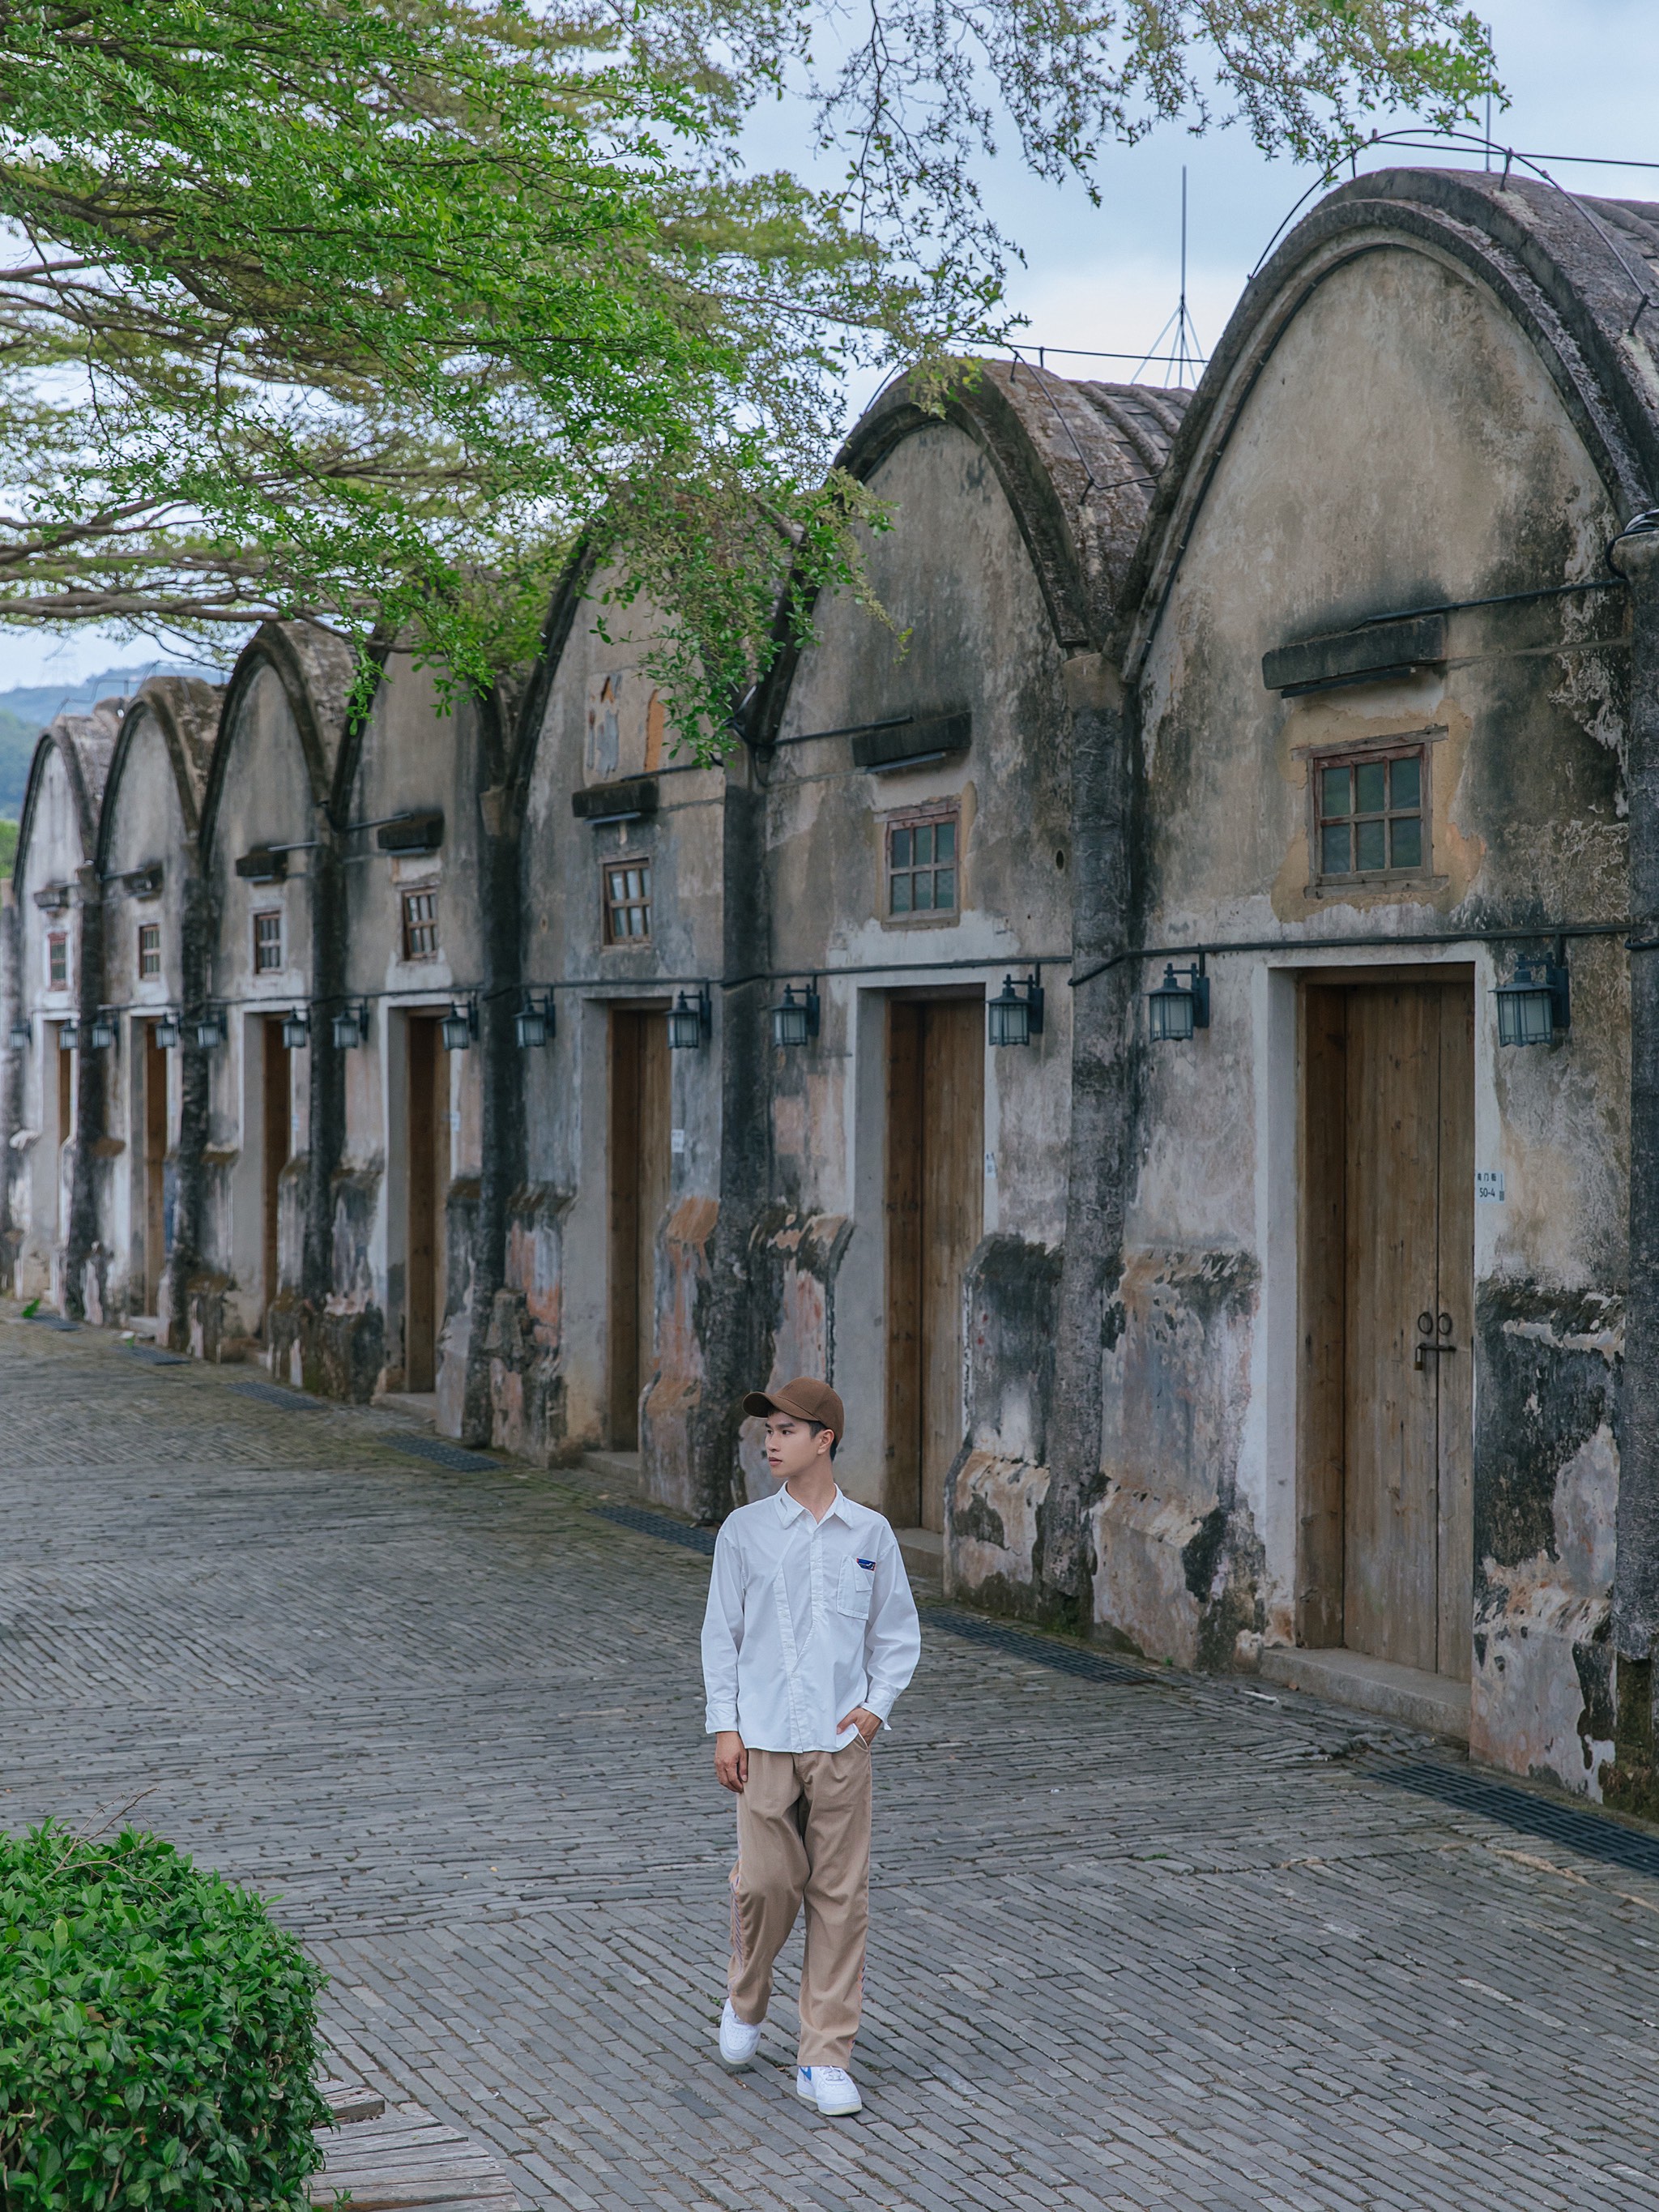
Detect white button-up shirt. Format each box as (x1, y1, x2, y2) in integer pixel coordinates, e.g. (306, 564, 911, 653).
(702, 1486, 922, 1753)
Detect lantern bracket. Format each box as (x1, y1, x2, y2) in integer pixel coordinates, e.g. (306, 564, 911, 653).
(771, 980, 821, 1048)
(515, 992, 555, 1049)
(1495, 942, 1570, 1046)
(987, 969, 1045, 1047)
(667, 985, 711, 1049)
(1148, 954, 1209, 1043)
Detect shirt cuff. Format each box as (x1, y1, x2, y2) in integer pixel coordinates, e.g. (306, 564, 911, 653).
(706, 1708, 739, 1735)
(863, 1691, 895, 1726)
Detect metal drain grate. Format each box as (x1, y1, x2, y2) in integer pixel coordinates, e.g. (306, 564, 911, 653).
(232, 1380, 324, 1410)
(927, 1606, 1169, 1687)
(592, 1502, 718, 1556)
(1375, 1757, 1659, 1880)
(122, 1344, 186, 1367)
(390, 1433, 501, 1473)
(23, 1313, 78, 1332)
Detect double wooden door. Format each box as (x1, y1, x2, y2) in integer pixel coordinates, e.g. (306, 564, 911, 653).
(1303, 978, 1473, 1679)
(608, 1006, 672, 1448)
(405, 1014, 446, 1392)
(885, 997, 984, 1533)
(261, 1017, 292, 1335)
(141, 1023, 168, 1315)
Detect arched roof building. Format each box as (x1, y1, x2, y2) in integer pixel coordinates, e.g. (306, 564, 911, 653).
(84, 677, 223, 1329)
(1067, 169, 1659, 1796)
(2, 705, 121, 1305)
(743, 361, 1185, 1552)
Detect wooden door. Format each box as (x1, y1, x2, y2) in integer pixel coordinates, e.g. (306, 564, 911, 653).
(885, 998, 984, 1531)
(1433, 988, 1475, 1673)
(608, 1007, 671, 1447)
(143, 1024, 168, 1313)
(54, 1030, 73, 1236)
(1300, 978, 1473, 1678)
(261, 1018, 291, 1331)
(406, 1014, 439, 1391)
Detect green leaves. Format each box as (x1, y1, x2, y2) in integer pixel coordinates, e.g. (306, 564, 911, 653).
(0, 1822, 329, 2212)
(0, 0, 1499, 751)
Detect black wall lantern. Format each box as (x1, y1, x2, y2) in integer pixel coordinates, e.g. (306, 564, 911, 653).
(987, 970, 1045, 1048)
(192, 1008, 225, 1051)
(515, 992, 555, 1049)
(331, 1001, 369, 1050)
(441, 998, 478, 1052)
(58, 1019, 80, 1052)
(667, 986, 710, 1050)
(153, 1010, 181, 1049)
(1148, 956, 1210, 1044)
(280, 1007, 311, 1050)
(771, 981, 821, 1048)
(1495, 952, 1570, 1047)
(8, 1015, 29, 1051)
(88, 1010, 117, 1053)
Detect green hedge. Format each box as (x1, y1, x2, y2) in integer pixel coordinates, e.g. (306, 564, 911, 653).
(0, 1825, 330, 2212)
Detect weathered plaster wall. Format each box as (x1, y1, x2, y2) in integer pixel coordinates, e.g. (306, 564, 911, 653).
(512, 572, 736, 1496)
(96, 681, 217, 1318)
(6, 718, 116, 1308)
(197, 656, 328, 1352)
(761, 416, 1076, 1534)
(1120, 236, 1630, 1787)
(331, 659, 487, 1412)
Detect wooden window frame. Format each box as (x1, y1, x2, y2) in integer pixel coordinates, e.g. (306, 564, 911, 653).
(602, 855, 653, 946)
(138, 921, 162, 980)
(46, 931, 67, 989)
(252, 907, 284, 974)
(1307, 737, 1431, 891)
(883, 799, 961, 927)
(401, 887, 440, 961)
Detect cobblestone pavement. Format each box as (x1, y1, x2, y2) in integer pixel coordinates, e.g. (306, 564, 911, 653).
(6, 1314, 1659, 2212)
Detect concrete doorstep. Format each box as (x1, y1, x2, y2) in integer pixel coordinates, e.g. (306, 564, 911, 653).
(1257, 1645, 1470, 1740)
(580, 1447, 645, 1495)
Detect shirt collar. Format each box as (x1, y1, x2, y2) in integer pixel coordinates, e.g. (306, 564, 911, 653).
(775, 1483, 848, 1527)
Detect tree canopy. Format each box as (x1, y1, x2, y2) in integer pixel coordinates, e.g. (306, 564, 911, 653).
(0, 0, 1498, 742)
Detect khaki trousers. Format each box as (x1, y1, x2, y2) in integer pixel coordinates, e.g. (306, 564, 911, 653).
(727, 1742, 872, 2069)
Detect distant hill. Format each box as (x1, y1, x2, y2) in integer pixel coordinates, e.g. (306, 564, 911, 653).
(0, 661, 223, 819)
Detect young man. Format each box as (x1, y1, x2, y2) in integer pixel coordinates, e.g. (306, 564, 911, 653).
(701, 1377, 921, 2117)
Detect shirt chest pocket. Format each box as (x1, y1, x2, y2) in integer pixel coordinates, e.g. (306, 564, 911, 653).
(835, 1556, 875, 1621)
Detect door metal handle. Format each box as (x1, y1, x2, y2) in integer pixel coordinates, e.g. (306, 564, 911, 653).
(1414, 1341, 1457, 1369)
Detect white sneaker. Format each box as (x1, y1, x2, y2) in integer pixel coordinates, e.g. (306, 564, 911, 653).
(719, 2000, 762, 2069)
(795, 2065, 862, 2116)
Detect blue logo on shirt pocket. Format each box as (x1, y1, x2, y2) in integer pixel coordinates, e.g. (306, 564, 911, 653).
(857, 1557, 876, 1570)
(837, 1557, 875, 1619)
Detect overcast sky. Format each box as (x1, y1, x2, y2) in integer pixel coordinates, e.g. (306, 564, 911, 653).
(1, 0, 1647, 695)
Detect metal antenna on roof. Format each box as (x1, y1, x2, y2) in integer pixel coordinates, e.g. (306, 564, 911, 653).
(1162, 169, 1204, 391)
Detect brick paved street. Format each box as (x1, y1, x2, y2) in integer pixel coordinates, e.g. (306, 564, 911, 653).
(5, 1313, 1659, 2212)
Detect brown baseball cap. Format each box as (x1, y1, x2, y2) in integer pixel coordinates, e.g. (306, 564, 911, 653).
(742, 1376, 845, 1441)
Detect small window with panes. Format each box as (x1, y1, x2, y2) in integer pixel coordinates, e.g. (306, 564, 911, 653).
(603, 857, 652, 944)
(885, 805, 959, 922)
(47, 932, 67, 989)
(401, 889, 439, 960)
(138, 922, 162, 980)
(1312, 744, 1427, 886)
(252, 908, 284, 973)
